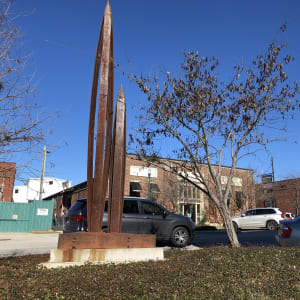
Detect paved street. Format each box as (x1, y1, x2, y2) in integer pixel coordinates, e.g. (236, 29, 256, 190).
(0, 230, 279, 258)
(192, 229, 278, 247)
(0, 232, 60, 258)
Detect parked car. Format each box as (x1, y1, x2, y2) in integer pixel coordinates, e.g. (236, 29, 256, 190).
(232, 208, 284, 231)
(63, 197, 195, 247)
(284, 212, 295, 220)
(276, 216, 300, 246)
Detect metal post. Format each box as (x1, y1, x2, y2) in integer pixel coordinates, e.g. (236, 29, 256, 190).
(271, 156, 275, 182)
(39, 146, 49, 200)
(148, 168, 151, 200)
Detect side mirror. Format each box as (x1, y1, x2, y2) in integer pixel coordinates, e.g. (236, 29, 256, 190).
(163, 210, 168, 218)
(241, 213, 245, 217)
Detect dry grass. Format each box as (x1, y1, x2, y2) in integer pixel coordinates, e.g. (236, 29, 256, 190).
(0, 246, 300, 299)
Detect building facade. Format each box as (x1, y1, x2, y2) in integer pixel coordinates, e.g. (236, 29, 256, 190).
(0, 162, 16, 202)
(126, 155, 255, 224)
(13, 177, 72, 203)
(256, 178, 300, 217)
(46, 155, 255, 225)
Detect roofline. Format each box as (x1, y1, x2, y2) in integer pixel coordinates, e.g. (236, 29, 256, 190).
(43, 181, 87, 200)
(27, 177, 71, 181)
(126, 153, 254, 172)
(255, 177, 300, 185)
(44, 153, 253, 200)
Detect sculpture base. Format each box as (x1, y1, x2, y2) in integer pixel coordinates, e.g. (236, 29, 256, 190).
(40, 247, 164, 268)
(40, 232, 163, 268)
(57, 232, 156, 249)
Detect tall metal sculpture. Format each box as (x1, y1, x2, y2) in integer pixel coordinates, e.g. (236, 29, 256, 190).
(87, 0, 126, 233)
(87, 0, 114, 233)
(56, 1, 155, 251)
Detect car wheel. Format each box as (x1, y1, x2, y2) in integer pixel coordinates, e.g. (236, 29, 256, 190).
(266, 220, 278, 231)
(233, 222, 238, 232)
(170, 226, 190, 247)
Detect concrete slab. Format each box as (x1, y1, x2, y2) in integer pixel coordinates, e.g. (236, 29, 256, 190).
(0, 232, 60, 258)
(41, 247, 164, 268)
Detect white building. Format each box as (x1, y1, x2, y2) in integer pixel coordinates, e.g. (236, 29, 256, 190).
(13, 177, 72, 203)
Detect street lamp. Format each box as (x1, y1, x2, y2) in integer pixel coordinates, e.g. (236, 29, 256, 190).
(39, 146, 50, 200)
(148, 168, 151, 200)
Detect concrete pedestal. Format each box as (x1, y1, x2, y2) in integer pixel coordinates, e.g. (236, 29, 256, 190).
(41, 247, 164, 268)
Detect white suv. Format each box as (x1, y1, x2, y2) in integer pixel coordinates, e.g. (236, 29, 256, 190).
(232, 208, 284, 231)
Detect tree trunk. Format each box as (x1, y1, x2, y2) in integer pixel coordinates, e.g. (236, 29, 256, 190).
(219, 203, 240, 247)
(296, 187, 299, 217)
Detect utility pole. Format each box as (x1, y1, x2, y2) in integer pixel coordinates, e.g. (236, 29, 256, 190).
(39, 146, 50, 200)
(271, 156, 277, 207)
(148, 168, 151, 200)
(271, 156, 275, 182)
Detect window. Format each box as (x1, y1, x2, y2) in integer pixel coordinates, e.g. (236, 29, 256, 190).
(264, 200, 273, 207)
(245, 210, 254, 216)
(182, 184, 201, 200)
(141, 201, 164, 215)
(184, 186, 187, 197)
(179, 185, 184, 198)
(187, 186, 192, 198)
(123, 200, 139, 214)
(265, 209, 275, 214)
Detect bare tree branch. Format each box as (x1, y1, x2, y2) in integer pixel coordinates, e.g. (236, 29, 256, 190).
(0, 0, 54, 181)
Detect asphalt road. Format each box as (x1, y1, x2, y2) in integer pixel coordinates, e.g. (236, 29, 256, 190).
(192, 229, 278, 247)
(0, 230, 278, 258)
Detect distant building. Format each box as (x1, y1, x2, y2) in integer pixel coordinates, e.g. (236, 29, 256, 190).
(0, 162, 16, 202)
(256, 178, 300, 216)
(45, 155, 255, 225)
(13, 177, 72, 203)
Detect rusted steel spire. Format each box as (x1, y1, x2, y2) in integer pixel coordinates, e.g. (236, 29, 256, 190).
(87, 1, 114, 232)
(57, 1, 156, 253)
(108, 86, 126, 232)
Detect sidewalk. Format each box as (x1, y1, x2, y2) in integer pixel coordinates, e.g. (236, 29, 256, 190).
(0, 232, 60, 258)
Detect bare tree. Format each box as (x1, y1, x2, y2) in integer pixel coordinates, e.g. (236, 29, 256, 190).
(161, 176, 181, 214)
(130, 27, 300, 247)
(0, 0, 52, 180)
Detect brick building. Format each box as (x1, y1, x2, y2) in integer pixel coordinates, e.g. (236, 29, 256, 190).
(0, 162, 16, 202)
(46, 155, 255, 225)
(125, 155, 255, 224)
(256, 178, 300, 217)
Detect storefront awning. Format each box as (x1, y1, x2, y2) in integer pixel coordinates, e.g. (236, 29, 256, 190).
(130, 182, 142, 192)
(150, 183, 160, 194)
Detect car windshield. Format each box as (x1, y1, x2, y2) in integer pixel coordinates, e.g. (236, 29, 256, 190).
(244, 210, 253, 216)
(69, 199, 86, 213)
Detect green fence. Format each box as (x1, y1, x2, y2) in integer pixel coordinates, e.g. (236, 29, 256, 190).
(0, 200, 54, 232)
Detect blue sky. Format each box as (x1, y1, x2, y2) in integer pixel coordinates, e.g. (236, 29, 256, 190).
(12, 0, 300, 185)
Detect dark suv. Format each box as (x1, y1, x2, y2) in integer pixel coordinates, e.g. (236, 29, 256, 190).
(63, 197, 195, 247)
